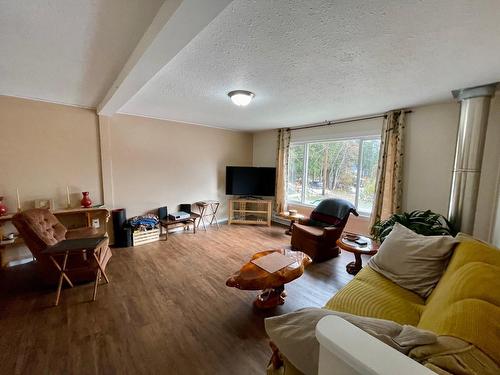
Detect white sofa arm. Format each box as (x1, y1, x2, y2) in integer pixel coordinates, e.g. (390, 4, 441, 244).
(315, 316, 434, 375)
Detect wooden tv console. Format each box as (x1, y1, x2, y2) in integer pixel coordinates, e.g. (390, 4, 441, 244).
(228, 199, 272, 226)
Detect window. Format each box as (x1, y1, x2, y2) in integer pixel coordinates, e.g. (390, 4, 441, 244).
(287, 137, 381, 215)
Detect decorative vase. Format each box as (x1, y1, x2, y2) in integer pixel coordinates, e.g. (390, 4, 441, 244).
(0, 196, 7, 216)
(80, 192, 92, 208)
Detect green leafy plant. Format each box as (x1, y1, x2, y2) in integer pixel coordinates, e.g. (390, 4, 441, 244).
(371, 210, 457, 243)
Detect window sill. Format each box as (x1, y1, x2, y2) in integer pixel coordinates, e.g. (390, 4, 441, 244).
(287, 201, 316, 208)
(354, 214, 371, 219)
(287, 201, 372, 219)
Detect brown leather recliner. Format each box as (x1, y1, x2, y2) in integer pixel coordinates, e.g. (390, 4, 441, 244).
(12, 208, 112, 284)
(291, 198, 358, 262)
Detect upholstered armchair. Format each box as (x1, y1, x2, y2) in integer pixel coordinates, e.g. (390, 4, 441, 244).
(12, 208, 112, 284)
(291, 198, 358, 262)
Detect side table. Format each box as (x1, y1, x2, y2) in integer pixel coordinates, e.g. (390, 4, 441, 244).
(337, 233, 379, 275)
(159, 212, 200, 239)
(196, 200, 220, 230)
(278, 212, 305, 235)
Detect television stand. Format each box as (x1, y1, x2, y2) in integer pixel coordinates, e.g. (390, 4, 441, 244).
(237, 195, 263, 200)
(228, 199, 272, 226)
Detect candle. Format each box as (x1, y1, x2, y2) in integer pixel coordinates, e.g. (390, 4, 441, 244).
(16, 188, 21, 212)
(66, 186, 71, 208)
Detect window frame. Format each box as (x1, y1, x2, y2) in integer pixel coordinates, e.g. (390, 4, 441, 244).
(287, 135, 380, 217)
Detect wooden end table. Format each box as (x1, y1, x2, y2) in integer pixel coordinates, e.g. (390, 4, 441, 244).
(278, 212, 305, 235)
(337, 233, 379, 275)
(226, 249, 311, 309)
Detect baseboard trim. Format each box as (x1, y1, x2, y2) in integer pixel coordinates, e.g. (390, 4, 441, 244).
(165, 217, 289, 233)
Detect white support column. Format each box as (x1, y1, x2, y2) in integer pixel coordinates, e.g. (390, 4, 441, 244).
(448, 83, 497, 233)
(98, 115, 114, 208)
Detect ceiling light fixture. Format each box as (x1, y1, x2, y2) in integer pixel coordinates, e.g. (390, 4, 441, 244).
(228, 90, 255, 106)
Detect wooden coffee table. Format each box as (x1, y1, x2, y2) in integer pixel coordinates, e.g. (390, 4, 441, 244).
(337, 233, 379, 275)
(226, 249, 312, 309)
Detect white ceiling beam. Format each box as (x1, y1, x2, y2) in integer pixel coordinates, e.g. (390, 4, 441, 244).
(98, 0, 233, 116)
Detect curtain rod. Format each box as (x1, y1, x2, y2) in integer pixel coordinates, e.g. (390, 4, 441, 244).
(289, 110, 412, 131)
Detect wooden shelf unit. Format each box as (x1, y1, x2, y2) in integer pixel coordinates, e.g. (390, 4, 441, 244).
(228, 199, 272, 226)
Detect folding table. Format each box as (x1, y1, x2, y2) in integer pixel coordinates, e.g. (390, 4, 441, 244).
(42, 236, 109, 306)
(195, 200, 220, 230)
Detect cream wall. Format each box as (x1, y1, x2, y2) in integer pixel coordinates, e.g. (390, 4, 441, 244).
(253, 130, 277, 167)
(0, 96, 103, 211)
(252, 100, 500, 242)
(107, 114, 254, 218)
(401, 102, 459, 215)
(0, 95, 253, 220)
(0, 96, 252, 265)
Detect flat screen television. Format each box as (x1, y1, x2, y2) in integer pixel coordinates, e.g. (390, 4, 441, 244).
(226, 166, 276, 196)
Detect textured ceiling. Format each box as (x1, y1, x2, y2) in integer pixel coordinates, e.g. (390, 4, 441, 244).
(0, 0, 164, 107)
(120, 0, 500, 130)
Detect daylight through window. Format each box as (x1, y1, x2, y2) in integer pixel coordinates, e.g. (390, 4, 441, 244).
(287, 138, 381, 215)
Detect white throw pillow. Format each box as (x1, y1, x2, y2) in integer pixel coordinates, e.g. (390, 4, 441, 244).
(368, 222, 456, 298)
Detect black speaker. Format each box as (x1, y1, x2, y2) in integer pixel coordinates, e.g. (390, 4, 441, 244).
(112, 208, 128, 248)
(179, 204, 192, 213)
(158, 206, 168, 220)
(112, 208, 126, 231)
(120, 226, 132, 247)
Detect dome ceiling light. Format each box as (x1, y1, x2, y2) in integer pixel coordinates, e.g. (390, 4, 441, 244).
(228, 90, 255, 106)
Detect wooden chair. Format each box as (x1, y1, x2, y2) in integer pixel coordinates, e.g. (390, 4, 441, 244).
(12, 209, 112, 285)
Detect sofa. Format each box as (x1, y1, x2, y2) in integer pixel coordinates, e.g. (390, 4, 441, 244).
(270, 233, 500, 374)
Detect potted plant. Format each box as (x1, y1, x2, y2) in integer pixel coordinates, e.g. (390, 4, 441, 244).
(371, 210, 457, 243)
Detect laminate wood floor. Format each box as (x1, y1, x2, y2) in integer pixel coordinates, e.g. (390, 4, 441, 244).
(0, 224, 359, 375)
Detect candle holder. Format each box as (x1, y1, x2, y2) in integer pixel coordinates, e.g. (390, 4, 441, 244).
(16, 188, 21, 212)
(66, 186, 71, 209)
(0, 196, 7, 216)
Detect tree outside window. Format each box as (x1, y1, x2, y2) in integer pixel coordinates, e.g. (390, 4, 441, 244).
(287, 138, 380, 215)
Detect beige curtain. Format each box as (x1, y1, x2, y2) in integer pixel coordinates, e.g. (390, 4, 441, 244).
(275, 128, 291, 213)
(369, 110, 406, 229)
